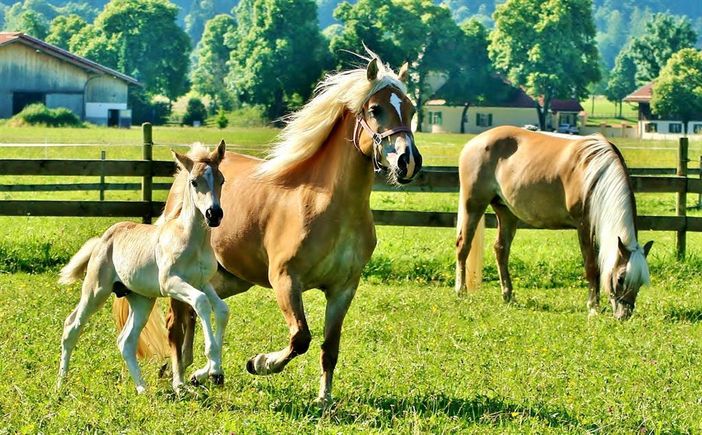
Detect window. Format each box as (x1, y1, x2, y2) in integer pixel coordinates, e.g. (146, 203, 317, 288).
(645, 122, 658, 133)
(476, 113, 493, 127)
(693, 124, 702, 134)
(428, 111, 442, 125)
(668, 123, 682, 134)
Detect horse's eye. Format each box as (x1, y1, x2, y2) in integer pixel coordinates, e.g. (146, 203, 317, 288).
(190, 179, 198, 187)
(369, 105, 381, 117)
(220, 178, 226, 185)
(617, 275, 625, 286)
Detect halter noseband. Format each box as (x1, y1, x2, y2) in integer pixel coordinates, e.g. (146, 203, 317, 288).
(352, 113, 414, 172)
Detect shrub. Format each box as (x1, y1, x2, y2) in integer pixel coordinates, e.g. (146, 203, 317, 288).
(129, 91, 171, 125)
(228, 105, 267, 127)
(214, 109, 228, 129)
(182, 97, 208, 126)
(9, 103, 83, 127)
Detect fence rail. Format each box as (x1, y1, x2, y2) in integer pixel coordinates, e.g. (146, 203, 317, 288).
(0, 124, 698, 257)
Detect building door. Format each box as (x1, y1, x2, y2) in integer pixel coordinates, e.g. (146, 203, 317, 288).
(12, 92, 45, 115)
(107, 109, 120, 127)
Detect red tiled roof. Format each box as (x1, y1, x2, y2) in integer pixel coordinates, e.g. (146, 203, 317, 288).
(0, 32, 140, 86)
(550, 99, 584, 112)
(623, 83, 653, 103)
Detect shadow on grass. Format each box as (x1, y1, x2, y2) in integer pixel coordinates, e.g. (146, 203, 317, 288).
(664, 307, 702, 323)
(272, 392, 590, 430)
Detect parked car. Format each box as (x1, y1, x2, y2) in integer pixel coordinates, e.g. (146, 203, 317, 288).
(556, 123, 579, 135)
(523, 124, 539, 131)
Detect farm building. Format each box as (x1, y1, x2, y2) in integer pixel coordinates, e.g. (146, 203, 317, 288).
(420, 78, 583, 134)
(624, 82, 702, 139)
(0, 32, 139, 126)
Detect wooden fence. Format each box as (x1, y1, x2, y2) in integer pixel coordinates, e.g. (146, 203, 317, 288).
(0, 124, 699, 258)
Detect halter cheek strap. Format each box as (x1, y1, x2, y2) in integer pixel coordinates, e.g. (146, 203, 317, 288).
(352, 114, 414, 172)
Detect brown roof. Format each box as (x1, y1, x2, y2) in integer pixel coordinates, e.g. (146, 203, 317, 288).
(0, 32, 140, 86)
(623, 83, 653, 103)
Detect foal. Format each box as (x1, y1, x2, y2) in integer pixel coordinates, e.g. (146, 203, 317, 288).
(57, 142, 229, 393)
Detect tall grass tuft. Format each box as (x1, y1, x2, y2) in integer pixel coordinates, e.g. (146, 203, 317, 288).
(9, 103, 84, 127)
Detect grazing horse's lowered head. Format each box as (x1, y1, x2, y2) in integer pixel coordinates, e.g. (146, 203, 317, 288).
(606, 237, 654, 320)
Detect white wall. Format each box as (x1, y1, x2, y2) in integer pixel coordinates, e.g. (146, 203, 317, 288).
(422, 105, 539, 134)
(638, 120, 702, 140)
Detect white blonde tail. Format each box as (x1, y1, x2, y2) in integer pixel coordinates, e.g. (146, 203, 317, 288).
(58, 238, 101, 285)
(466, 216, 485, 291)
(112, 298, 170, 359)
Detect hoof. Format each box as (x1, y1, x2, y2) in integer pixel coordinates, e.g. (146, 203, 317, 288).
(159, 363, 171, 379)
(189, 375, 202, 387)
(210, 373, 224, 386)
(246, 358, 256, 375)
(314, 395, 333, 409)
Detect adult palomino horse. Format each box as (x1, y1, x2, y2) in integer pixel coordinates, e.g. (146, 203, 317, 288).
(115, 56, 422, 403)
(58, 143, 230, 393)
(455, 126, 653, 320)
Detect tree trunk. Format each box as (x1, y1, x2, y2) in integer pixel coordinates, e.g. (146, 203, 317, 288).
(416, 93, 424, 132)
(270, 87, 285, 127)
(460, 103, 470, 134)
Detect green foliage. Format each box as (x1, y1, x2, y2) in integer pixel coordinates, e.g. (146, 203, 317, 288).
(14, 9, 48, 38)
(45, 14, 86, 49)
(214, 109, 228, 129)
(128, 90, 172, 125)
(182, 97, 208, 126)
(605, 49, 637, 117)
(9, 103, 83, 127)
(651, 48, 702, 134)
(226, 105, 268, 127)
(191, 14, 236, 111)
(628, 13, 698, 84)
(489, 0, 601, 130)
(227, 0, 325, 121)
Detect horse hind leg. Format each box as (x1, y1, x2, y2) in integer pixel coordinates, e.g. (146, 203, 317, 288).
(492, 202, 519, 303)
(456, 197, 489, 295)
(117, 293, 156, 393)
(58, 269, 113, 389)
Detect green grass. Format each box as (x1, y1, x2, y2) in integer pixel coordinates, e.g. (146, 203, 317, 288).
(2, 126, 702, 431)
(581, 95, 638, 126)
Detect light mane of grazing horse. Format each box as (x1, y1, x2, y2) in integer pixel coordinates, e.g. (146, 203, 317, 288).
(455, 126, 652, 320)
(58, 142, 229, 393)
(113, 55, 423, 404)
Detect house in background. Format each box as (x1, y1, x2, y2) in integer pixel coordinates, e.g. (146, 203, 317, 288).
(0, 32, 139, 126)
(624, 82, 702, 139)
(421, 78, 584, 134)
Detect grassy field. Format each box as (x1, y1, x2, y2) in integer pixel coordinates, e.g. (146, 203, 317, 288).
(582, 96, 638, 126)
(2, 126, 702, 432)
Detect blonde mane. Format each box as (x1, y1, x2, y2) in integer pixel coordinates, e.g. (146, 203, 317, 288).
(162, 143, 215, 222)
(256, 60, 406, 180)
(579, 137, 650, 290)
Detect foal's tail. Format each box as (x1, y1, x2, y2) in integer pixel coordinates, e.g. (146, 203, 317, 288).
(465, 217, 485, 291)
(58, 237, 101, 285)
(112, 299, 170, 359)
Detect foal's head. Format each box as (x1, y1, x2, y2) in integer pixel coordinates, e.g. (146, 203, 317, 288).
(355, 58, 423, 184)
(173, 140, 226, 227)
(608, 237, 654, 320)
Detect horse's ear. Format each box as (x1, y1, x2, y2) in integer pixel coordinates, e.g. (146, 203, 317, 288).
(367, 58, 379, 81)
(398, 62, 409, 83)
(173, 150, 193, 172)
(643, 240, 654, 257)
(211, 140, 226, 164)
(617, 237, 629, 258)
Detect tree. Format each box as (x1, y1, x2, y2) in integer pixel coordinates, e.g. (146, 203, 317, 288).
(227, 0, 325, 121)
(182, 97, 208, 126)
(489, 0, 601, 130)
(71, 0, 191, 101)
(191, 14, 236, 110)
(628, 13, 697, 83)
(46, 14, 86, 49)
(605, 49, 637, 118)
(651, 48, 702, 136)
(13, 10, 49, 39)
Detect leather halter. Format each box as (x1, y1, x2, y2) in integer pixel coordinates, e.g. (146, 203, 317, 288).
(352, 113, 414, 172)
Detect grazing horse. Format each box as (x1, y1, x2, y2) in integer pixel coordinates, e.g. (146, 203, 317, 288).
(58, 142, 230, 393)
(115, 56, 422, 403)
(455, 126, 653, 320)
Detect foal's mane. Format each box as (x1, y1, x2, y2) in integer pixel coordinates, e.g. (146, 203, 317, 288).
(163, 143, 215, 222)
(579, 137, 649, 287)
(256, 60, 406, 181)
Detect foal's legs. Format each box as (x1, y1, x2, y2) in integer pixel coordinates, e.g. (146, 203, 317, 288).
(317, 280, 358, 405)
(492, 202, 519, 303)
(190, 283, 230, 385)
(578, 224, 600, 316)
(117, 293, 156, 393)
(58, 270, 112, 388)
(247, 272, 311, 375)
(455, 198, 489, 295)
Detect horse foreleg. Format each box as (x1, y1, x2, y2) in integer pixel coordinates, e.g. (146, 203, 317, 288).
(247, 273, 311, 376)
(190, 283, 230, 385)
(578, 224, 600, 317)
(118, 293, 156, 393)
(317, 282, 357, 406)
(456, 204, 488, 296)
(493, 203, 519, 303)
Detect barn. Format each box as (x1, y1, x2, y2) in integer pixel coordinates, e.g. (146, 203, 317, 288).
(0, 32, 140, 126)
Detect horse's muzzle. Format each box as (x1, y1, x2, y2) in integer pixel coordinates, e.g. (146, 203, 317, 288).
(396, 146, 423, 184)
(206, 207, 224, 227)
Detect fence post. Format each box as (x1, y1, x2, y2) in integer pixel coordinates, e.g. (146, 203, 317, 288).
(676, 136, 689, 259)
(698, 155, 702, 209)
(142, 122, 153, 223)
(99, 150, 106, 201)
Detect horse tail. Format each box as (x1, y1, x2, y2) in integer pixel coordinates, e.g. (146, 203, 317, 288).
(466, 216, 485, 291)
(58, 237, 101, 285)
(112, 298, 170, 359)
